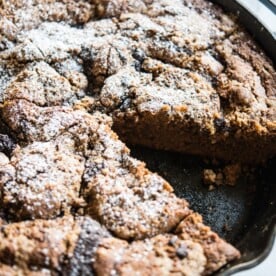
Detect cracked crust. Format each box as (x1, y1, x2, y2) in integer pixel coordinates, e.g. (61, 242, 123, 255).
(3, 0, 276, 273)
(94, 236, 207, 276)
(0, 214, 239, 275)
(1, 99, 189, 240)
(3, 61, 87, 106)
(175, 213, 241, 274)
(0, 137, 86, 220)
(94, 213, 240, 276)
(0, 216, 110, 274)
(91, 0, 275, 163)
(0, 1, 274, 165)
(83, 135, 190, 239)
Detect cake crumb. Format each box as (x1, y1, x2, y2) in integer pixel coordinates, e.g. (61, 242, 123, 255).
(223, 163, 241, 186)
(203, 169, 216, 185)
(203, 163, 242, 187)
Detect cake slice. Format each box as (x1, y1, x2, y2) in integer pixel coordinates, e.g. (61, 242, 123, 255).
(1, 99, 189, 239)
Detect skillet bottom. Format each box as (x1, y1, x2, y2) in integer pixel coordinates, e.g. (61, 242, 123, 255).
(131, 146, 276, 273)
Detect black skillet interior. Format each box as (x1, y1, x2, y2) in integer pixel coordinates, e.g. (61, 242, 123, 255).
(130, 148, 276, 275)
(130, 0, 276, 274)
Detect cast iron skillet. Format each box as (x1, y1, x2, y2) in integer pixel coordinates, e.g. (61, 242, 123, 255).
(131, 0, 276, 274)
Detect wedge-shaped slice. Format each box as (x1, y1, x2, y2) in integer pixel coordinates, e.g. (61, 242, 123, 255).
(175, 213, 240, 274)
(1, 99, 189, 239)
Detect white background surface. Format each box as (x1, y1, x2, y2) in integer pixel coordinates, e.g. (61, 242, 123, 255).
(233, 0, 276, 274)
(236, 240, 275, 275)
(238, 0, 276, 37)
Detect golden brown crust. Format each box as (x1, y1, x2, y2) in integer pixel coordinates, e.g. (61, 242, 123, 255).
(0, 214, 239, 275)
(93, 0, 275, 163)
(4, 0, 272, 274)
(94, 236, 207, 276)
(0, 216, 110, 274)
(0, 216, 80, 272)
(94, 212, 240, 276)
(1, 99, 189, 240)
(175, 213, 240, 275)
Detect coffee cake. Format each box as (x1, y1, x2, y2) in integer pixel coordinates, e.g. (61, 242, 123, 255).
(1, 0, 275, 274)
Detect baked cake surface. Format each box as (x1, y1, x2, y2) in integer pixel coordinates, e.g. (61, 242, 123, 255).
(0, 214, 239, 275)
(1, 0, 275, 274)
(0, 98, 240, 274)
(1, 0, 275, 162)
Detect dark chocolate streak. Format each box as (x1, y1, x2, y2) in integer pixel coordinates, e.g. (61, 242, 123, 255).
(64, 217, 110, 276)
(0, 133, 16, 157)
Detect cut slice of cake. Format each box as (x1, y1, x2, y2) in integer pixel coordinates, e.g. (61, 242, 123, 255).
(1, 99, 189, 240)
(0, 99, 240, 273)
(0, 216, 110, 275)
